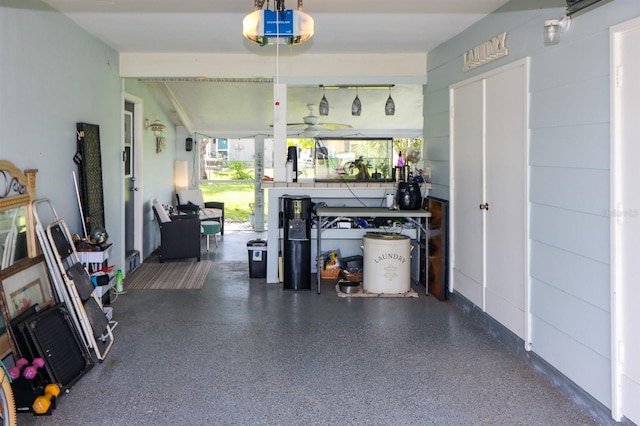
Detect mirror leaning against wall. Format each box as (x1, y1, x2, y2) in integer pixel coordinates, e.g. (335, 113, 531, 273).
(0, 160, 41, 359)
(0, 161, 38, 270)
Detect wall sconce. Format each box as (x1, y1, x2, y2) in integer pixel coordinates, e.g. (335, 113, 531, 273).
(145, 118, 165, 137)
(544, 15, 571, 46)
(156, 137, 166, 154)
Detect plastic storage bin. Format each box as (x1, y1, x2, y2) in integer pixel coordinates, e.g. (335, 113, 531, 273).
(247, 239, 267, 278)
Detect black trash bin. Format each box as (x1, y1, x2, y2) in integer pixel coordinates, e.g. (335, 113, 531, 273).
(247, 239, 267, 278)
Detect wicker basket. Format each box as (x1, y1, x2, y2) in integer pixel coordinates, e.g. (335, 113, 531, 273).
(320, 267, 341, 279)
(341, 269, 363, 283)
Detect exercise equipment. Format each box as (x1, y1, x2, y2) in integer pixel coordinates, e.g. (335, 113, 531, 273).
(8, 359, 28, 380)
(23, 359, 45, 380)
(20, 303, 93, 389)
(33, 199, 114, 362)
(32, 383, 61, 415)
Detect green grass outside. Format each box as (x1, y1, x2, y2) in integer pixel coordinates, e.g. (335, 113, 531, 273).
(200, 182, 268, 221)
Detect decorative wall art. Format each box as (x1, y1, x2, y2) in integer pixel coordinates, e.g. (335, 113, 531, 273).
(75, 123, 106, 239)
(156, 137, 166, 153)
(0, 256, 54, 321)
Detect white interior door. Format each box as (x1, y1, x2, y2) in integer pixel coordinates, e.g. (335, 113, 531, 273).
(451, 80, 485, 307)
(484, 63, 528, 339)
(611, 18, 640, 424)
(123, 93, 144, 272)
(451, 59, 529, 341)
(124, 105, 135, 255)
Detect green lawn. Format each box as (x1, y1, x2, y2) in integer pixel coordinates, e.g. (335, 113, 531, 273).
(200, 182, 268, 221)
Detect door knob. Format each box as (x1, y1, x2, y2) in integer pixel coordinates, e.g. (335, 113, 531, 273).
(479, 203, 489, 210)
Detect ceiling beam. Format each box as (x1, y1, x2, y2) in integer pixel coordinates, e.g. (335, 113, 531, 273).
(120, 52, 427, 83)
(158, 83, 194, 134)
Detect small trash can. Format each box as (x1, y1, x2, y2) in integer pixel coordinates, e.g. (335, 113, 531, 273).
(247, 239, 267, 278)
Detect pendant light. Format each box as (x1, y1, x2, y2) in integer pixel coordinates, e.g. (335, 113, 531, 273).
(319, 87, 329, 116)
(352, 88, 362, 116)
(385, 87, 395, 116)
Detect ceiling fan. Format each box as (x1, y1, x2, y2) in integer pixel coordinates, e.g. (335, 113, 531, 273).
(287, 104, 352, 137)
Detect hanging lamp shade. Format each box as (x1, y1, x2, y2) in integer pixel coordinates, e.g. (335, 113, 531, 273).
(319, 90, 329, 116)
(352, 90, 362, 116)
(385, 89, 395, 116)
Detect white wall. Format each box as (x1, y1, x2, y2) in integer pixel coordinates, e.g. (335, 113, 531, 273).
(0, 0, 176, 271)
(123, 79, 177, 259)
(0, 0, 122, 263)
(424, 0, 640, 411)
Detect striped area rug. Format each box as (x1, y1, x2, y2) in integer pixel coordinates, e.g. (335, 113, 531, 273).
(124, 260, 212, 290)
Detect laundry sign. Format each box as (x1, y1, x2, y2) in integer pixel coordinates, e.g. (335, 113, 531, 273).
(463, 32, 508, 72)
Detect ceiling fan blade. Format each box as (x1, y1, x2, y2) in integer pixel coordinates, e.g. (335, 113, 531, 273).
(274, 103, 353, 130)
(317, 123, 352, 130)
(270, 123, 306, 128)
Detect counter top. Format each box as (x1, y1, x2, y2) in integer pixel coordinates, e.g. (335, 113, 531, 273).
(316, 206, 432, 218)
(263, 180, 432, 284)
(261, 181, 431, 189)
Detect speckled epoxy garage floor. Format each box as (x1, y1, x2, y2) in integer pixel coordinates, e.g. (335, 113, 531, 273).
(19, 230, 601, 426)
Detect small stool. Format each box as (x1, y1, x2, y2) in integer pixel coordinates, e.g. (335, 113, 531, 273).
(201, 221, 221, 251)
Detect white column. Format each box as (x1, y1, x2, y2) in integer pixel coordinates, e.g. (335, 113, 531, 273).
(272, 83, 287, 182)
(254, 135, 265, 231)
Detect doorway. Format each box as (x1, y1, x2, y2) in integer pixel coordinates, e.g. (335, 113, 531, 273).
(123, 95, 143, 273)
(610, 17, 640, 424)
(200, 136, 271, 230)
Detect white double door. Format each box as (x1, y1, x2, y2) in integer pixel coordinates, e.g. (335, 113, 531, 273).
(450, 59, 529, 342)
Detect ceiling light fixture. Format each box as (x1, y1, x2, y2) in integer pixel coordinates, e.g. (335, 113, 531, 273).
(320, 84, 395, 90)
(352, 88, 362, 116)
(243, 0, 314, 46)
(385, 87, 395, 116)
(320, 85, 395, 116)
(145, 119, 165, 137)
(543, 15, 571, 46)
(319, 87, 329, 116)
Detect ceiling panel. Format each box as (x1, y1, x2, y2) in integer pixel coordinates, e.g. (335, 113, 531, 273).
(41, 0, 514, 135)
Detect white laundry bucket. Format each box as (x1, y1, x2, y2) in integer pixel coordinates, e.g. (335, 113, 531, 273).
(362, 233, 411, 293)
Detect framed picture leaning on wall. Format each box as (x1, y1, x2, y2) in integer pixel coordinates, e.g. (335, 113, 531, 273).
(0, 255, 54, 321)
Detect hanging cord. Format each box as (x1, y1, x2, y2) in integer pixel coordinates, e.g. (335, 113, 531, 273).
(191, 140, 198, 187)
(109, 287, 120, 302)
(275, 6, 281, 103)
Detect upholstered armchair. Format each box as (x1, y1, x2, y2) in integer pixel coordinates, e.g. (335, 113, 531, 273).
(152, 200, 201, 262)
(176, 189, 225, 235)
